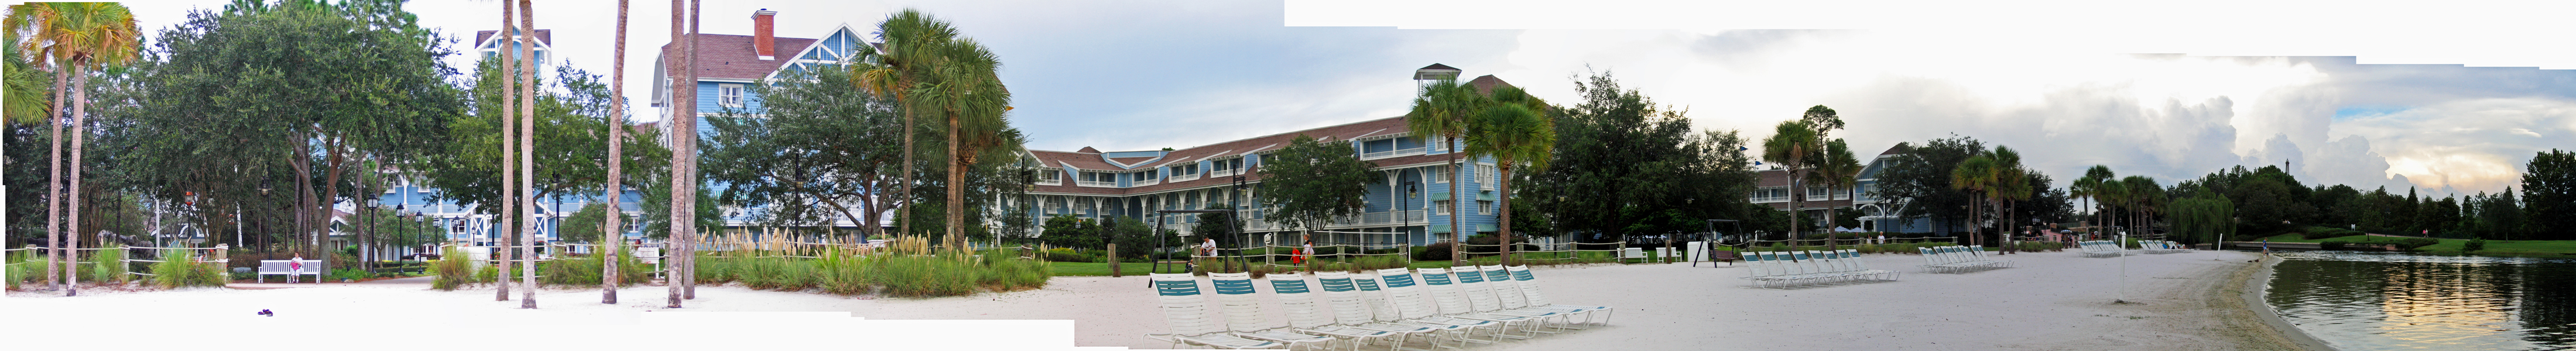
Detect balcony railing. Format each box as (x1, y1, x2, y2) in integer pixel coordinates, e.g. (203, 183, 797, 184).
(1361, 147, 1427, 160)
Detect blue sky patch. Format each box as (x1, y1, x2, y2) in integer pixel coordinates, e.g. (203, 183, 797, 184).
(2332, 106, 2409, 121)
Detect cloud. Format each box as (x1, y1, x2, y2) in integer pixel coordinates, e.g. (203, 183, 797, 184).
(2328, 98, 2576, 194)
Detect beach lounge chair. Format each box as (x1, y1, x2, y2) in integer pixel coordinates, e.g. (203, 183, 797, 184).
(1269, 275, 1397, 351)
(1505, 265, 1614, 326)
(1208, 273, 1337, 350)
(1317, 271, 1445, 351)
(1147, 273, 1287, 349)
(1445, 266, 1548, 339)
(1753, 251, 1818, 287)
(1407, 268, 1508, 345)
(1835, 249, 1900, 281)
(1473, 265, 1574, 333)
(1365, 269, 1483, 350)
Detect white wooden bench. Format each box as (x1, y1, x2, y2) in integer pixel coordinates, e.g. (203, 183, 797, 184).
(257, 260, 325, 283)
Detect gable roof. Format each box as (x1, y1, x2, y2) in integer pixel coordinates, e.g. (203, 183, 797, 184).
(660, 33, 821, 81)
(473, 29, 553, 48)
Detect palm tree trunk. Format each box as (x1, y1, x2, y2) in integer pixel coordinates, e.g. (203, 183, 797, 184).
(1447, 136, 1461, 266)
(602, 0, 628, 305)
(63, 69, 88, 297)
(43, 67, 65, 291)
(1825, 184, 1839, 251)
(1497, 163, 1513, 266)
(681, 0, 702, 300)
(946, 110, 962, 250)
(516, 0, 541, 309)
(495, 0, 517, 302)
(663, 0, 685, 309)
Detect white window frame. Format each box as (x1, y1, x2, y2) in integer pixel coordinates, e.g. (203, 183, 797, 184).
(1434, 199, 1454, 215)
(718, 84, 746, 108)
(1477, 200, 1494, 215)
(1430, 165, 1450, 184)
(1478, 164, 1498, 191)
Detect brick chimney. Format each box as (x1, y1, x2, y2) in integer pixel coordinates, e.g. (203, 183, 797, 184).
(752, 9, 777, 60)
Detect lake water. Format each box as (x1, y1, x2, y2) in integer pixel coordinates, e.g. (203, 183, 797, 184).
(2267, 251, 2576, 350)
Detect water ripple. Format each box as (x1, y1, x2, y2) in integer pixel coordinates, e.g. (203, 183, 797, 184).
(2268, 251, 2576, 350)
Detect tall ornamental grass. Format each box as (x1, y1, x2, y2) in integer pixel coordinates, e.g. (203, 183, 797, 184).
(8, 250, 37, 290)
(540, 247, 652, 287)
(150, 249, 226, 288)
(89, 245, 129, 284)
(430, 246, 474, 291)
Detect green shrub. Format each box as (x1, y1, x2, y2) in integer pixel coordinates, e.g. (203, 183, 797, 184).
(539, 248, 654, 288)
(431, 247, 474, 291)
(977, 253, 1050, 291)
(149, 249, 227, 288)
(7, 250, 34, 290)
(735, 256, 817, 291)
(328, 269, 371, 282)
(870, 253, 979, 298)
(816, 249, 872, 295)
(1039, 250, 1094, 263)
(694, 253, 739, 284)
(473, 265, 498, 284)
(1414, 242, 1455, 261)
(2464, 238, 2487, 252)
(88, 245, 129, 284)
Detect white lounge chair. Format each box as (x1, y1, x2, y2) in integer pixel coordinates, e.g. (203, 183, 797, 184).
(1471, 265, 1574, 333)
(1269, 275, 1398, 351)
(1406, 268, 1510, 345)
(1147, 273, 1288, 349)
(1317, 271, 1445, 351)
(1209, 273, 1337, 350)
(1445, 266, 1547, 339)
(1505, 265, 1614, 326)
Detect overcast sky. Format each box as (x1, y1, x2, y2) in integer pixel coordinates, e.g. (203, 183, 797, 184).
(120, 0, 2576, 198)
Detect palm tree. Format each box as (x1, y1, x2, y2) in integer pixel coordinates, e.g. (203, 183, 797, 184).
(1987, 147, 2029, 252)
(8, 2, 136, 297)
(1, 35, 46, 125)
(601, 0, 629, 305)
(514, 0, 541, 309)
(1806, 138, 1862, 250)
(2072, 166, 2115, 239)
(2122, 176, 2163, 241)
(666, 0, 703, 308)
(1762, 121, 1821, 243)
(851, 9, 1010, 250)
(1949, 155, 1998, 247)
(1405, 77, 1479, 264)
(1463, 87, 1552, 266)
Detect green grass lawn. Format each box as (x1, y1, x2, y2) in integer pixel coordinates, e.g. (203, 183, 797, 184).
(2256, 233, 2576, 256)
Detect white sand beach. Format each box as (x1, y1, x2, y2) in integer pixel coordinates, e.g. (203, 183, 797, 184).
(2, 250, 2320, 350)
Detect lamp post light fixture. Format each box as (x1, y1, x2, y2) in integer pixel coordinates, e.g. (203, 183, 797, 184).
(364, 198, 381, 273)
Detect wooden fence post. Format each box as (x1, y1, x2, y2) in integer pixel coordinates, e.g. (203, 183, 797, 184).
(1108, 243, 1120, 277)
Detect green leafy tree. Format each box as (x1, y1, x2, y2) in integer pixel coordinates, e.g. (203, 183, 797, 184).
(1464, 90, 1554, 264)
(1255, 135, 1381, 248)
(1873, 136, 1986, 237)
(2073, 166, 2116, 235)
(558, 202, 611, 244)
(2520, 149, 2573, 240)
(1190, 204, 1241, 248)
(1806, 138, 1862, 249)
(1038, 214, 1101, 250)
(851, 9, 1018, 250)
(1950, 154, 1999, 247)
(1517, 71, 1758, 246)
(705, 67, 907, 239)
(2169, 188, 2234, 244)
(1762, 121, 1821, 241)
(1407, 74, 1479, 259)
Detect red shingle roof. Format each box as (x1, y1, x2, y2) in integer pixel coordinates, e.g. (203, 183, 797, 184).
(658, 33, 820, 81)
(1467, 74, 1513, 95)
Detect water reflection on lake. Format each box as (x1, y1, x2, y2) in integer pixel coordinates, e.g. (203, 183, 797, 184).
(2267, 251, 2576, 350)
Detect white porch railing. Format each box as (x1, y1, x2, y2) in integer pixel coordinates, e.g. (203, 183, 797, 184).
(1361, 147, 1427, 160)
